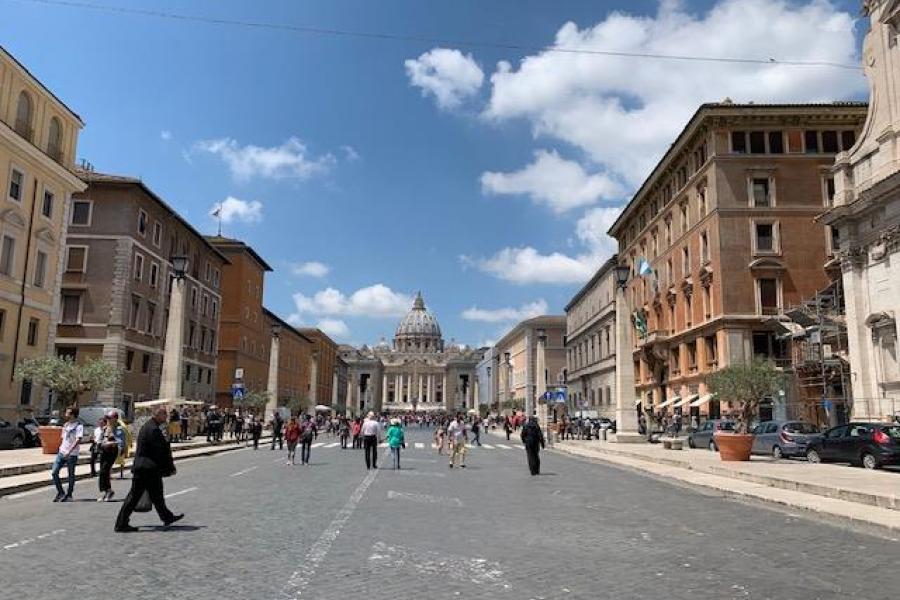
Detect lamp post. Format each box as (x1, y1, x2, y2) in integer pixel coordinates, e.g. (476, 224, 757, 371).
(158, 256, 189, 401)
(613, 264, 643, 442)
(265, 323, 281, 417)
(504, 351, 513, 416)
(486, 366, 492, 415)
(535, 327, 552, 446)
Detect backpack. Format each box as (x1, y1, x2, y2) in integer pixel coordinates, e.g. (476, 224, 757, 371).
(301, 422, 314, 442)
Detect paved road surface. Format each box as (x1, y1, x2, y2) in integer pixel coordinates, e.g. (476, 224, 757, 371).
(2, 427, 898, 599)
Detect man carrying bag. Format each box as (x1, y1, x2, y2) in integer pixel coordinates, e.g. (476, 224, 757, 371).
(115, 407, 184, 532)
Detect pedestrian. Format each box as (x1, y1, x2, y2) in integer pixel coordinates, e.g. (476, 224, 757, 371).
(387, 418, 405, 470)
(435, 421, 447, 454)
(234, 411, 244, 443)
(361, 411, 382, 470)
(89, 416, 106, 477)
(271, 411, 284, 450)
(471, 417, 482, 446)
(351, 417, 362, 449)
(503, 416, 512, 441)
(447, 413, 468, 469)
(299, 415, 315, 465)
(97, 410, 126, 502)
(180, 408, 190, 441)
(521, 416, 545, 476)
(114, 406, 184, 532)
(339, 418, 350, 449)
(251, 416, 262, 450)
(284, 417, 300, 465)
(51, 406, 83, 502)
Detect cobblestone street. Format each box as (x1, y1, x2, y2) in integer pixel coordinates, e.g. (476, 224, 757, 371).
(3, 428, 900, 600)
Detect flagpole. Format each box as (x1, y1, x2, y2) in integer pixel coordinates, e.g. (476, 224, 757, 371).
(217, 204, 222, 236)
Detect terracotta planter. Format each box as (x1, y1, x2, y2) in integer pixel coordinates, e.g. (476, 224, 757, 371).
(38, 426, 62, 455)
(714, 432, 754, 461)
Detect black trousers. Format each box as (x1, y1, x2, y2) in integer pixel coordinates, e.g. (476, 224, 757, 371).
(300, 440, 312, 464)
(525, 444, 541, 475)
(89, 444, 100, 476)
(271, 432, 283, 450)
(115, 472, 174, 528)
(363, 435, 378, 469)
(98, 447, 118, 492)
(505, 429, 511, 440)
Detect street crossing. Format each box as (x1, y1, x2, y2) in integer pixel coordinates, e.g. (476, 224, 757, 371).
(293, 439, 522, 452)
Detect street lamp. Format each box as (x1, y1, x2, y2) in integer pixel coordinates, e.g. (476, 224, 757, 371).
(171, 255, 189, 279)
(272, 323, 282, 338)
(614, 264, 631, 290)
(504, 351, 512, 415)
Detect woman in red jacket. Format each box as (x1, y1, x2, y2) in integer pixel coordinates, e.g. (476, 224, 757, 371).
(284, 417, 301, 465)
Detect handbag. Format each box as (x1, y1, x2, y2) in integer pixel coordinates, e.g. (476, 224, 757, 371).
(134, 489, 153, 513)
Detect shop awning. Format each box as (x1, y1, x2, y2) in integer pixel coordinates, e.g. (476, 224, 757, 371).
(134, 398, 204, 408)
(657, 396, 679, 409)
(690, 393, 716, 407)
(675, 394, 698, 408)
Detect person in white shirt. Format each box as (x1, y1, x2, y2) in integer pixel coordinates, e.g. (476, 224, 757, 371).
(52, 406, 84, 502)
(447, 413, 468, 469)
(360, 412, 382, 470)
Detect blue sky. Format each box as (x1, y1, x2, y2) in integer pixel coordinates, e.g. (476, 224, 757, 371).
(1, 0, 868, 346)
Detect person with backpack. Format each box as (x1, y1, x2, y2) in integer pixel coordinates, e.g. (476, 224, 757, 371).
(299, 415, 316, 465)
(386, 418, 405, 470)
(270, 411, 284, 450)
(284, 417, 301, 465)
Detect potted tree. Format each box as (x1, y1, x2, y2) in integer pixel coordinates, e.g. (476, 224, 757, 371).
(14, 356, 119, 454)
(705, 358, 784, 461)
(234, 389, 268, 417)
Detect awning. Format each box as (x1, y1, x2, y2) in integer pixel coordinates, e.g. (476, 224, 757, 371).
(314, 404, 332, 411)
(133, 398, 204, 408)
(675, 394, 698, 408)
(690, 393, 716, 408)
(657, 396, 679, 409)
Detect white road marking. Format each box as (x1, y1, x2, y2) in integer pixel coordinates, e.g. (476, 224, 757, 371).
(312, 442, 325, 448)
(325, 442, 340, 448)
(283, 470, 378, 598)
(480, 444, 494, 449)
(368, 541, 511, 589)
(229, 466, 258, 478)
(496, 444, 512, 450)
(387, 490, 463, 508)
(414, 442, 424, 449)
(1, 529, 65, 553)
(164, 486, 198, 499)
(396, 470, 446, 478)
(3, 487, 49, 500)
(378, 443, 388, 448)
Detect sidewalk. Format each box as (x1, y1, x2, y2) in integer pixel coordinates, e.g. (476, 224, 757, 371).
(0, 435, 272, 497)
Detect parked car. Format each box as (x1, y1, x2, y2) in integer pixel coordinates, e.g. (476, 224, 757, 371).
(806, 422, 900, 469)
(16, 417, 41, 447)
(0, 419, 27, 449)
(750, 420, 820, 459)
(688, 419, 735, 450)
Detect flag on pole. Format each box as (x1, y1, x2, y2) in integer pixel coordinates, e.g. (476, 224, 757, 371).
(638, 257, 653, 277)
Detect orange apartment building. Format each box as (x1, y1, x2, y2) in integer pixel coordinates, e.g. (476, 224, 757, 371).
(298, 328, 343, 408)
(608, 102, 867, 425)
(263, 308, 313, 407)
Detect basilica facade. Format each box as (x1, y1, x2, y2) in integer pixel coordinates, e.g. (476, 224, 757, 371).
(338, 293, 480, 414)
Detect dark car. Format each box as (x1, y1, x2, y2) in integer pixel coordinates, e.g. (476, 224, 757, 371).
(806, 422, 900, 469)
(688, 419, 735, 450)
(751, 420, 820, 459)
(0, 419, 27, 450)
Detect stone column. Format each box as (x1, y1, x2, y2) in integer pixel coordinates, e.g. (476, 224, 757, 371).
(442, 374, 447, 410)
(332, 371, 338, 407)
(309, 353, 319, 406)
(394, 373, 400, 404)
(613, 283, 643, 442)
(382, 374, 388, 406)
(535, 332, 552, 446)
(525, 331, 534, 417)
(158, 276, 186, 400)
(345, 372, 353, 415)
(427, 375, 433, 406)
(265, 332, 279, 416)
(418, 374, 423, 404)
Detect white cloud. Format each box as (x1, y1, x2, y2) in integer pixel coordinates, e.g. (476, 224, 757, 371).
(461, 299, 549, 323)
(160, 130, 172, 141)
(291, 284, 412, 318)
(405, 48, 485, 110)
(211, 196, 263, 224)
(291, 261, 330, 278)
(194, 136, 336, 181)
(464, 206, 621, 284)
(341, 145, 360, 161)
(484, 0, 863, 186)
(481, 149, 624, 213)
(316, 318, 350, 339)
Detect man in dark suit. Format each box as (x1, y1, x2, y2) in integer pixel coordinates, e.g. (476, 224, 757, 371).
(115, 407, 184, 532)
(521, 416, 546, 476)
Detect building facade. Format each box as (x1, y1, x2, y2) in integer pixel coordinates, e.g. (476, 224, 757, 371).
(263, 308, 313, 409)
(339, 293, 480, 415)
(823, 0, 900, 421)
(476, 346, 497, 411)
(56, 172, 226, 414)
(493, 316, 567, 415)
(299, 327, 341, 409)
(565, 256, 618, 418)
(0, 47, 86, 419)
(609, 102, 868, 425)
(207, 236, 273, 407)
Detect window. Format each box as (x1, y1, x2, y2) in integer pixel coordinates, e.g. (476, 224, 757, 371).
(130, 296, 141, 329)
(137, 209, 148, 236)
(822, 130, 839, 153)
(823, 176, 836, 207)
(149, 262, 159, 288)
(146, 302, 156, 334)
(757, 278, 780, 315)
(0, 309, 6, 339)
(705, 335, 718, 365)
(20, 379, 32, 406)
(731, 131, 747, 153)
(700, 232, 709, 264)
(207, 370, 212, 385)
(828, 226, 840, 255)
(26, 318, 38, 346)
(680, 203, 688, 233)
(70, 200, 92, 225)
(682, 247, 690, 277)
(670, 346, 681, 374)
(685, 294, 693, 327)
(47, 117, 63, 160)
(879, 330, 899, 383)
(14, 91, 33, 139)
(211, 299, 218, 319)
(212, 269, 220, 288)
(126, 350, 135, 371)
(8, 168, 23, 202)
(665, 219, 672, 246)
(751, 178, 771, 207)
(188, 321, 196, 348)
(200, 327, 207, 351)
(841, 130, 856, 150)
(687, 341, 698, 369)
(205, 261, 211, 282)
(202, 294, 209, 317)
(32, 250, 47, 288)
(65, 246, 86, 272)
(0, 236, 15, 276)
(185, 365, 191, 382)
(133, 253, 144, 281)
(804, 130, 820, 153)
(698, 187, 706, 217)
(768, 131, 784, 154)
(749, 131, 766, 154)
(703, 285, 712, 319)
(153, 222, 162, 247)
(190, 287, 197, 310)
(141, 353, 150, 374)
(61, 293, 81, 324)
(754, 222, 776, 253)
(41, 189, 53, 218)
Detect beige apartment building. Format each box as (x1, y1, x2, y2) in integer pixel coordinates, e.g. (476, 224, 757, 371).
(565, 256, 617, 419)
(56, 172, 227, 415)
(0, 47, 86, 419)
(609, 102, 867, 426)
(494, 315, 566, 415)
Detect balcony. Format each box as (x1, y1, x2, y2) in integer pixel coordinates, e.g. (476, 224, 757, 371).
(637, 328, 669, 348)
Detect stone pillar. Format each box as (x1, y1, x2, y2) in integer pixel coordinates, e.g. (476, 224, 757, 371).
(158, 276, 186, 400)
(536, 332, 552, 446)
(346, 372, 354, 415)
(332, 371, 338, 407)
(394, 373, 400, 404)
(309, 353, 319, 406)
(427, 375, 433, 406)
(613, 284, 643, 442)
(525, 332, 534, 417)
(473, 378, 479, 411)
(418, 374, 423, 404)
(382, 374, 388, 406)
(265, 332, 280, 416)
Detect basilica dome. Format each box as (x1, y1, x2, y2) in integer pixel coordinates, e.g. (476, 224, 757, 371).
(394, 292, 443, 352)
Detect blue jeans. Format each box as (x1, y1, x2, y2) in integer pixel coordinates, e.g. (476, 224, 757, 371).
(52, 453, 78, 497)
(390, 446, 401, 469)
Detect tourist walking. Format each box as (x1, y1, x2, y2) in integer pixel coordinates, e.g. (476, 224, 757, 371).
(51, 406, 83, 502)
(299, 415, 315, 465)
(361, 412, 382, 470)
(351, 418, 362, 449)
(250, 416, 262, 450)
(471, 418, 482, 446)
(115, 407, 184, 532)
(97, 410, 126, 502)
(447, 413, 468, 469)
(89, 416, 106, 477)
(386, 418, 405, 469)
(270, 412, 284, 450)
(339, 418, 350, 449)
(435, 421, 447, 454)
(521, 416, 545, 476)
(503, 416, 512, 441)
(284, 417, 300, 465)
